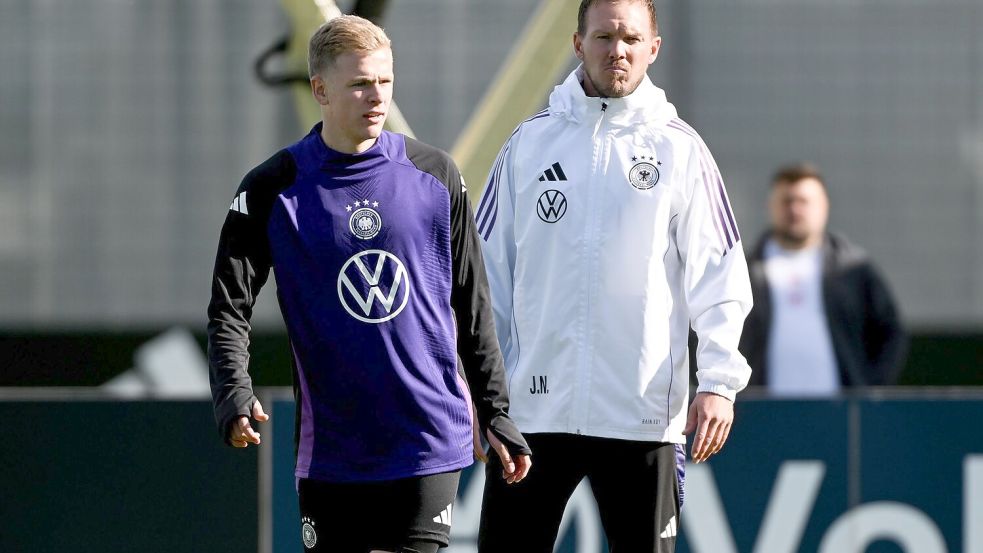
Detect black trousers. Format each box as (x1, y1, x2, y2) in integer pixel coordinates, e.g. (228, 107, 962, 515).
(298, 470, 460, 553)
(478, 433, 685, 553)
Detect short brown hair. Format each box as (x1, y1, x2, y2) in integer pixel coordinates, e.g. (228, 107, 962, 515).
(308, 15, 392, 78)
(577, 0, 658, 36)
(771, 162, 826, 189)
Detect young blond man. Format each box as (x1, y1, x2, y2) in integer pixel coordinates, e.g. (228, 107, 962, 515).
(207, 16, 530, 553)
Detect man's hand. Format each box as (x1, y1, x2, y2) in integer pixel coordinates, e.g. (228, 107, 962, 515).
(230, 400, 270, 448)
(683, 392, 734, 463)
(486, 429, 532, 484)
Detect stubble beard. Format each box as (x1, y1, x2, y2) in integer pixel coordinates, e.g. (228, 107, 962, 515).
(586, 69, 643, 98)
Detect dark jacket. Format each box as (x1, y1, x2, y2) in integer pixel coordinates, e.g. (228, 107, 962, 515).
(739, 231, 907, 388)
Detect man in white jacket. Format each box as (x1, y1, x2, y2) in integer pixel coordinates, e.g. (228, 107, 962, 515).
(475, 1, 753, 551)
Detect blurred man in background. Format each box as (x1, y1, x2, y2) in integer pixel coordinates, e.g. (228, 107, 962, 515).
(739, 163, 907, 396)
(206, 15, 529, 553)
(475, 1, 753, 551)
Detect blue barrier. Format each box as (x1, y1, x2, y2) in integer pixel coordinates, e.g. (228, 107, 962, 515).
(270, 395, 983, 553)
(0, 398, 258, 553)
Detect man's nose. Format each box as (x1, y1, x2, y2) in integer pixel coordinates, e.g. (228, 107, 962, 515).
(367, 84, 383, 103)
(610, 39, 628, 59)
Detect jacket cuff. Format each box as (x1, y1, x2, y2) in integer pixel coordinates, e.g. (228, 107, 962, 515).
(695, 382, 737, 402)
(215, 392, 256, 446)
(486, 414, 532, 456)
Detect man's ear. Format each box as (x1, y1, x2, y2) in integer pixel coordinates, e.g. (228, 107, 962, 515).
(310, 75, 329, 106)
(649, 36, 662, 64)
(573, 32, 584, 60)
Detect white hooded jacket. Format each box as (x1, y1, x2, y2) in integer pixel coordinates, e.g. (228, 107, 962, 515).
(474, 67, 752, 443)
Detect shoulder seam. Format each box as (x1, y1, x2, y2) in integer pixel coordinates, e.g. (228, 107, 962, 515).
(401, 136, 458, 196)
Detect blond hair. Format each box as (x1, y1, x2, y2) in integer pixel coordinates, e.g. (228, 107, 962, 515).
(308, 15, 392, 78)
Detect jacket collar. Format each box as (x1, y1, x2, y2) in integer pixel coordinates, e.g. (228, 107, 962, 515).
(548, 65, 679, 128)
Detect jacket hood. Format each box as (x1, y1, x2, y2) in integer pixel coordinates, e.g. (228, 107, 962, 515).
(548, 65, 678, 128)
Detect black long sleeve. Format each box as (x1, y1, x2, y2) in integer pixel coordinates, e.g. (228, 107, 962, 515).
(206, 150, 295, 443)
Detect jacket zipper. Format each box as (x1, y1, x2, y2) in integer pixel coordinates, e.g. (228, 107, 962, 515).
(574, 100, 608, 435)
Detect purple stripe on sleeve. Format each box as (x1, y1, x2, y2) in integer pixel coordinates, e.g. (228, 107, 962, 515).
(476, 144, 508, 234)
(668, 120, 735, 250)
(717, 183, 740, 242)
(715, 200, 735, 249)
(668, 121, 730, 250)
(523, 110, 550, 124)
(291, 344, 315, 477)
(475, 152, 503, 228)
(699, 157, 732, 250)
(474, 170, 496, 222)
(671, 119, 741, 244)
(477, 110, 550, 238)
(482, 209, 499, 241)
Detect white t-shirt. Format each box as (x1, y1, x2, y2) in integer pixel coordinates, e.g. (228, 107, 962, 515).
(763, 239, 841, 397)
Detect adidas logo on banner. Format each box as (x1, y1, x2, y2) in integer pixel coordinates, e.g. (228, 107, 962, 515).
(229, 191, 248, 214)
(432, 503, 453, 527)
(538, 162, 567, 182)
(660, 515, 677, 539)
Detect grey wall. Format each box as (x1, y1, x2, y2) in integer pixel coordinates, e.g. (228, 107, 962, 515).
(0, 0, 295, 327)
(675, 0, 983, 328)
(0, 0, 980, 329)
